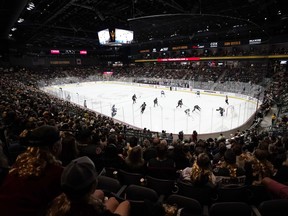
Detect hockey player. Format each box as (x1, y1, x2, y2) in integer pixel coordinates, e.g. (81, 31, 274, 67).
(176, 99, 183, 108)
(225, 95, 229, 105)
(153, 97, 158, 107)
(132, 94, 137, 104)
(192, 105, 201, 112)
(217, 107, 225, 116)
(111, 105, 117, 117)
(196, 90, 200, 97)
(84, 100, 87, 108)
(140, 102, 146, 114)
(185, 108, 190, 116)
(161, 90, 165, 97)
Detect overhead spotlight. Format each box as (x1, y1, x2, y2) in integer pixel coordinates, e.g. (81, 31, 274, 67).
(17, 18, 24, 23)
(27, 2, 35, 10)
(29, 2, 35, 8)
(8, 34, 12, 37)
(11, 27, 17, 31)
(278, 10, 281, 15)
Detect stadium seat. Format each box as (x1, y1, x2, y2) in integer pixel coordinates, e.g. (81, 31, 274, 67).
(165, 194, 203, 216)
(97, 175, 125, 197)
(258, 199, 288, 216)
(216, 185, 251, 203)
(209, 202, 253, 216)
(118, 184, 163, 216)
(145, 175, 177, 198)
(117, 169, 145, 186)
(176, 180, 216, 205)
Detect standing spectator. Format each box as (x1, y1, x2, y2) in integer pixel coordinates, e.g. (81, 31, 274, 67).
(191, 130, 198, 143)
(272, 113, 277, 126)
(0, 125, 63, 216)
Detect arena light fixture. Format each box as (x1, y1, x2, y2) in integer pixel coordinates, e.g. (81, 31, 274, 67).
(27, 2, 35, 10)
(17, 18, 24, 23)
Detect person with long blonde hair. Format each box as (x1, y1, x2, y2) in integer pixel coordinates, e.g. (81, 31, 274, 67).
(0, 125, 63, 216)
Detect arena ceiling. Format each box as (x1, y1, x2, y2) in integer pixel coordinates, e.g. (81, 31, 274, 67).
(1, 0, 288, 50)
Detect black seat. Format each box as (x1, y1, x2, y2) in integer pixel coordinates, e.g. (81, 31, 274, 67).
(117, 169, 145, 186)
(121, 184, 162, 216)
(210, 202, 252, 216)
(145, 175, 176, 197)
(101, 167, 118, 178)
(258, 199, 288, 216)
(166, 194, 203, 216)
(176, 180, 215, 205)
(216, 185, 250, 202)
(124, 184, 159, 201)
(97, 175, 124, 196)
(146, 166, 177, 180)
(248, 185, 272, 205)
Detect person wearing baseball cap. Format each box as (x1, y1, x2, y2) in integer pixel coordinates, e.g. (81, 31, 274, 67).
(46, 156, 130, 216)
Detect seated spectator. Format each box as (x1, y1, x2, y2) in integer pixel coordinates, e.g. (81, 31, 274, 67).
(213, 149, 246, 187)
(102, 143, 124, 169)
(123, 136, 138, 158)
(147, 140, 176, 179)
(250, 148, 275, 185)
(123, 145, 146, 174)
(171, 144, 192, 170)
(212, 142, 227, 165)
(46, 156, 130, 216)
(273, 157, 288, 184)
(0, 125, 63, 216)
(59, 132, 79, 166)
(143, 137, 159, 162)
(0, 145, 9, 186)
(181, 153, 216, 187)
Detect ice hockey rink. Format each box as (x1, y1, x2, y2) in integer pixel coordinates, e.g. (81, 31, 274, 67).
(42, 81, 258, 134)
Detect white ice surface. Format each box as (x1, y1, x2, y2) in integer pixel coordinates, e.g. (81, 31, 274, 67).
(43, 82, 257, 134)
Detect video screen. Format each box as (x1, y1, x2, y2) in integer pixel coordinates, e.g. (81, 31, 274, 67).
(98, 29, 110, 45)
(115, 28, 133, 44)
